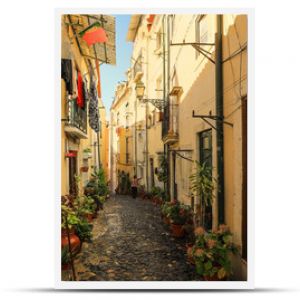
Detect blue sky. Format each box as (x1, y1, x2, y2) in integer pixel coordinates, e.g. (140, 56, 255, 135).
(101, 15, 133, 118)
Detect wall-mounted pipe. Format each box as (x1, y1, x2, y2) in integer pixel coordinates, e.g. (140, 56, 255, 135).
(215, 15, 225, 224)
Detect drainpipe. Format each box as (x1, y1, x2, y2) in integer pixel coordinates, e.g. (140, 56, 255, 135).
(162, 15, 167, 194)
(215, 15, 225, 224)
(163, 15, 171, 200)
(145, 33, 150, 192)
(135, 95, 138, 176)
(166, 15, 175, 200)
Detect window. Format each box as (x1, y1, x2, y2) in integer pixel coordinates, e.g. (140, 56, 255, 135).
(195, 15, 209, 58)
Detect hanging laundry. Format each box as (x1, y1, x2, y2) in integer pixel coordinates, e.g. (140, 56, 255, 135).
(77, 71, 84, 108)
(96, 60, 101, 98)
(61, 59, 73, 94)
(88, 79, 100, 132)
(80, 22, 108, 46)
(83, 80, 89, 103)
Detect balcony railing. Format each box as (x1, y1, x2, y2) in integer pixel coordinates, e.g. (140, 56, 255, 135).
(64, 98, 88, 139)
(162, 96, 179, 144)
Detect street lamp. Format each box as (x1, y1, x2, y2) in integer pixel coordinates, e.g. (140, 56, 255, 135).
(135, 79, 165, 111)
(135, 79, 146, 100)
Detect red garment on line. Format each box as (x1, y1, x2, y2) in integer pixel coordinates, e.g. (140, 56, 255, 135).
(82, 27, 107, 46)
(77, 71, 84, 108)
(96, 60, 101, 98)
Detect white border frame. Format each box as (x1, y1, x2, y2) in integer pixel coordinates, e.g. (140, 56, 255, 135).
(55, 7, 254, 290)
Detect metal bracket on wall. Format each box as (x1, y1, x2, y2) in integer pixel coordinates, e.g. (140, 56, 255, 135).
(61, 117, 70, 122)
(170, 42, 215, 64)
(140, 98, 165, 111)
(192, 110, 233, 131)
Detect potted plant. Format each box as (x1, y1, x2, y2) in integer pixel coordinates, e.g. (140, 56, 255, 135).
(75, 217, 93, 243)
(73, 195, 97, 223)
(150, 186, 163, 205)
(82, 148, 92, 160)
(161, 201, 172, 225)
(156, 155, 168, 184)
(61, 204, 81, 254)
(192, 225, 238, 280)
(189, 161, 216, 226)
(80, 166, 89, 172)
(168, 200, 192, 238)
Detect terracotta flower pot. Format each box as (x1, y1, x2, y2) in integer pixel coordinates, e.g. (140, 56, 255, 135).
(203, 273, 225, 281)
(62, 262, 71, 271)
(61, 230, 81, 254)
(170, 223, 185, 238)
(80, 166, 89, 173)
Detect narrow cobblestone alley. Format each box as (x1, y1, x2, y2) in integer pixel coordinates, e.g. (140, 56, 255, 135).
(71, 195, 196, 281)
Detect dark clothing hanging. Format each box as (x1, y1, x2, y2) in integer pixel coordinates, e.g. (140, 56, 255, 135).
(88, 79, 100, 132)
(83, 80, 89, 104)
(61, 59, 73, 94)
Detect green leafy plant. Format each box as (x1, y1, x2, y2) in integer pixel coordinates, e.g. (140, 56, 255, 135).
(61, 204, 81, 229)
(75, 218, 93, 242)
(189, 161, 216, 207)
(156, 155, 168, 183)
(190, 161, 216, 226)
(73, 195, 96, 216)
(161, 201, 171, 216)
(61, 246, 71, 265)
(151, 186, 163, 197)
(61, 196, 94, 241)
(192, 225, 238, 280)
(90, 167, 109, 196)
(166, 200, 192, 225)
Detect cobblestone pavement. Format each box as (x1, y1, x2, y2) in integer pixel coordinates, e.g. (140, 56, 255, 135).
(67, 195, 196, 281)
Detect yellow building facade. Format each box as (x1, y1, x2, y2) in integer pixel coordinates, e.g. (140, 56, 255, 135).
(124, 14, 248, 279)
(61, 15, 109, 197)
(110, 82, 135, 193)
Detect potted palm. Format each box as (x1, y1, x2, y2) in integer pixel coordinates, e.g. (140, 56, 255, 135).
(189, 161, 216, 226)
(192, 225, 238, 280)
